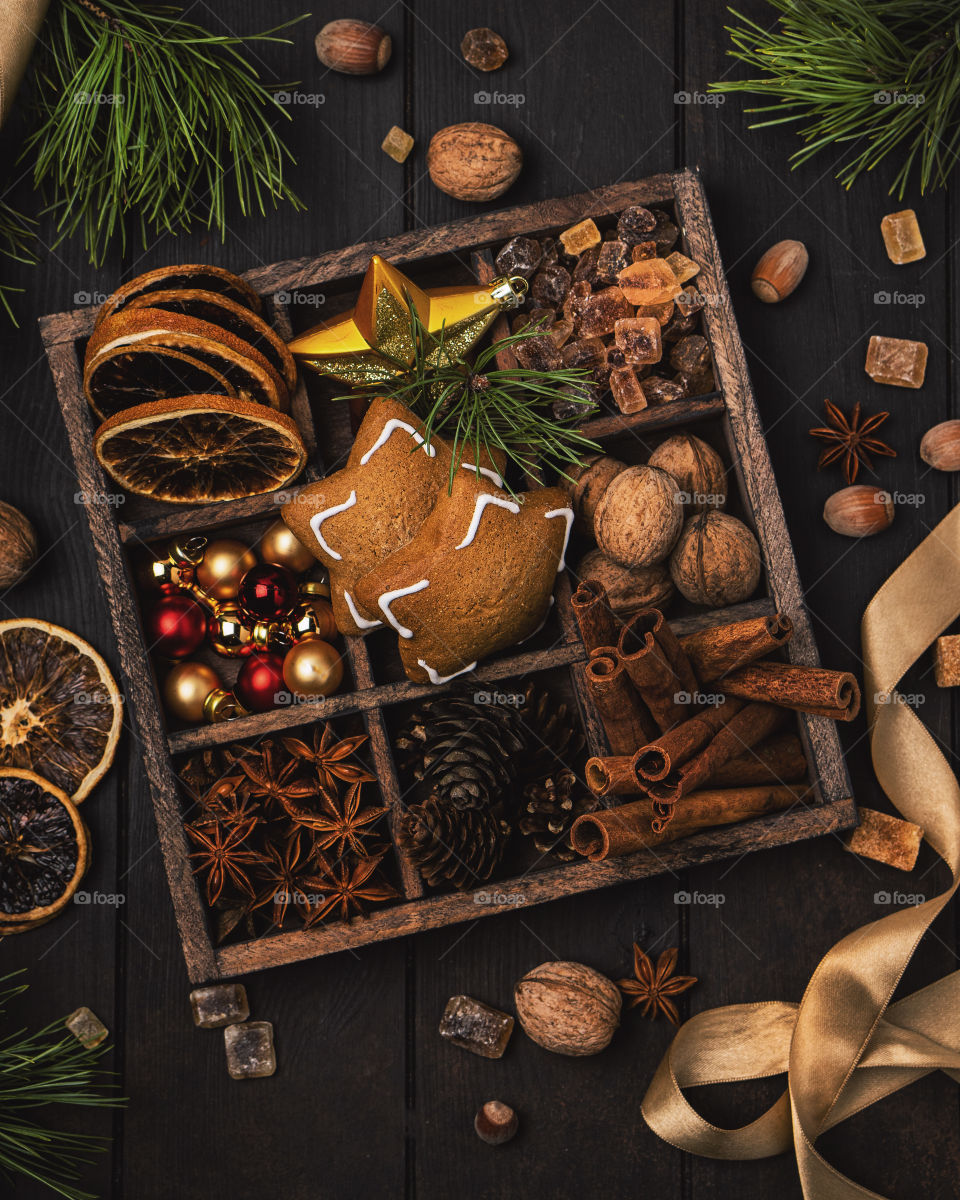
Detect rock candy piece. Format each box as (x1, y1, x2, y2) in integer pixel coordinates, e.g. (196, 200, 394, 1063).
(461, 27, 509, 71)
(561, 337, 606, 368)
(381, 125, 414, 163)
(615, 316, 662, 365)
(495, 236, 542, 279)
(577, 286, 632, 337)
(439, 994, 514, 1059)
(669, 334, 710, 376)
(934, 634, 960, 686)
(559, 218, 601, 257)
(65, 1006, 109, 1049)
(547, 316, 575, 348)
(610, 365, 648, 414)
(563, 279, 593, 326)
(652, 211, 680, 255)
(224, 1021, 276, 1079)
(846, 807, 923, 872)
(596, 239, 631, 285)
(531, 264, 571, 308)
(641, 375, 685, 406)
(617, 258, 681, 306)
(617, 205, 657, 244)
(515, 334, 562, 371)
(665, 251, 700, 283)
(634, 300, 675, 327)
(865, 335, 927, 388)
(572, 245, 602, 285)
(880, 209, 925, 264)
(631, 241, 657, 262)
(191, 983, 250, 1029)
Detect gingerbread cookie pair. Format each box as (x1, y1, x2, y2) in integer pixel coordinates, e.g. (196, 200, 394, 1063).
(282, 398, 572, 684)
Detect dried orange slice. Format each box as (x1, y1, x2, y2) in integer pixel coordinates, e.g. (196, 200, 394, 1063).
(0, 768, 90, 934)
(0, 619, 122, 802)
(94, 263, 261, 327)
(94, 394, 307, 504)
(84, 309, 288, 421)
(125, 290, 297, 394)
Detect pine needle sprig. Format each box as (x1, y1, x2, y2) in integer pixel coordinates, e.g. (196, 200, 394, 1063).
(0, 972, 122, 1200)
(0, 201, 37, 325)
(709, 1, 960, 196)
(24, 0, 307, 264)
(366, 304, 601, 493)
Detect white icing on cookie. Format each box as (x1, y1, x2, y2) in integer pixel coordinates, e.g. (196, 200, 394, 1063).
(359, 419, 436, 466)
(417, 658, 478, 685)
(454, 493, 520, 550)
(545, 507, 575, 571)
(460, 461, 505, 489)
(343, 589, 382, 630)
(308, 490, 357, 560)
(378, 579, 430, 638)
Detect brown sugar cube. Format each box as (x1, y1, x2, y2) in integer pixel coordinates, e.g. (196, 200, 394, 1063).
(595, 239, 631, 285)
(381, 125, 414, 163)
(559, 218, 601, 257)
(561, 336, 606, 368)
(617, 258, 681, 306)
(665, 251, 700, 283)
(880, 209, 925, 264)
(641, 375, 685, 406)
(635, 299, 675, 327)
(846, 807, 923, 872)
(609, 365, 648, 414)
(631, 241, 657, 262)
(865, 335, 927, 388)
(547, 316, 575, 348)
(615, 316, 662, 365)
(572, 245, 601, 285)
(577, 286, 632, 338)
(669, 334, 710, 376)
(934, 634, 960, 686)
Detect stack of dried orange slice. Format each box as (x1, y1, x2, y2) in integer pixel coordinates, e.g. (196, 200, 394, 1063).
(83, 264, 306, 504)
(0, 619, 122, 934)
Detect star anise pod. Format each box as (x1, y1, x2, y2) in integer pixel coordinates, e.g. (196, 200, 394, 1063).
(303, 851, 398, 927)
(809, 398, 896, 484)
(249, 833, 322, 929)
(303, 781, 389, 860)
(238, 743, 317, 821)
(186, 817, 264, 906)
(282, 724, 375, 795)
(617, 944, 697, 1025)
(199, 776, 261, 827)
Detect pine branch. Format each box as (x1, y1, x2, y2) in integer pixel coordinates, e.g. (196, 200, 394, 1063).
(0, 202, 38, 326)
(709, 1, 960, 196)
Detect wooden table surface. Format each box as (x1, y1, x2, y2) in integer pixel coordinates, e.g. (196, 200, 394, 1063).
(3, 3, 959, 1197)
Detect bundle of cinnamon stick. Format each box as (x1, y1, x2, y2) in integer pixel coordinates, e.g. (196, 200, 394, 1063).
(570, 582, 859, 859)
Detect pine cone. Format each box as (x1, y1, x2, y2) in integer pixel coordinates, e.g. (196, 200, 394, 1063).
(519, 769, 598, 860)
(518, 685, 585, 783)
(397, 798, 511, 889)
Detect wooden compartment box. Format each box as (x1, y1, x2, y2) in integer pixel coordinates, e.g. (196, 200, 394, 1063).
(39, 169, 854, 984)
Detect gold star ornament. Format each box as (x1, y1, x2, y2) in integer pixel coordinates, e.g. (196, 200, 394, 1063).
(287, 255, 528, 386)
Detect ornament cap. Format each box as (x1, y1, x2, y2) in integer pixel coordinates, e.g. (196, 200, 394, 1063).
(203, 687, 246, 723)
(169, 535, 208, 567)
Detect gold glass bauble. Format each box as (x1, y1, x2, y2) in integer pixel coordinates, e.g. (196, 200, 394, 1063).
(195, 539, 258, 600)
(281, 637, 343, 698)
(300, 575, 331, 601)
(258, 520, 316, 574)
(163, 661, 221, 723)
(207, 601, 254, 658)
(286, 598, 337, 643)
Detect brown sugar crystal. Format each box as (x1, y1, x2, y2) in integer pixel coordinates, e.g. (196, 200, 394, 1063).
(846, 807, 923, 872)
(934, 634, 960, 687)
(381, 125, 415, 163)
(880, 209, 925, 264)
(559, 218, 601, 257)
(615, 316, 662, 365)
(609, 365, 648, 414)
(865, 335, 928, 389)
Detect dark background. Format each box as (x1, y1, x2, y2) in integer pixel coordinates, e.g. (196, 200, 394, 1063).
(2, 3, 959, 1198)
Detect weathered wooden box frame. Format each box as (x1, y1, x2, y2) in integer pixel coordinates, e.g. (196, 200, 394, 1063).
(39, 168, 854, 985)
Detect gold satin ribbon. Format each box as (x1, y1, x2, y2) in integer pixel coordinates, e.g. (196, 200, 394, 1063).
(642, 501, 960, 1199)
(0, 0, 50, 128)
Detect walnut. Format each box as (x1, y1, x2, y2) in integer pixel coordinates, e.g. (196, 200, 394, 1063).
(669, 512, 761, 606)
(647, 433, 726, 513)
(575, 548, 673, 616)
(562, 453, 625, 533)
(426, 123, 522, 202)
(593, 465, 682, 568)
(514, 961, 621, 1056)
(0, 501, 36, 589)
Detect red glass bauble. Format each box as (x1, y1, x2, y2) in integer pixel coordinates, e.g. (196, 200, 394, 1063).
(237, 563, 298, 621)
(234, 651, 287, 712)
(146, 593, 207, 658)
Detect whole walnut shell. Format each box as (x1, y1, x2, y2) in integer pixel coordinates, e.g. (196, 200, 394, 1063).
(576, 548, 674, 616)
(514, 961, 621, 1056)
(427, 123, 522, 202)
(562, 453, 625, 533)
(669, 512, 761, 606)
(647, 433, 726, 513)
(594, 465, 682, 569)
(0, 500, 37, 589)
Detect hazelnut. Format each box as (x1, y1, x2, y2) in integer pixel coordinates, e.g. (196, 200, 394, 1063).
(575, 549, 674, 616)
(0, 500, 37, 589)
(427, 123, 522, 202)
(594, 465, 683, 569)
(823, 486, 894, 537)
(562, 453, 625, 532)
(751, 239, 809, 303)
(647, 432, 726, 513)
(669, 512, 761, 606)
(474, 1100, 518, 1145)
(920, 420, 960, 472)
(514, 961, 621, 1056)
(315, 19, 392, 75)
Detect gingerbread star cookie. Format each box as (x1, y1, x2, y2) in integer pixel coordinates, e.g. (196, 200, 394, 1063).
(282, 397, 505, 634)
(353, 471, 573, 684)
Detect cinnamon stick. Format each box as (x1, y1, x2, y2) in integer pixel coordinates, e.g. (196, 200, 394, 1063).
(582, 654, 657, 753)
(709, 733, 808, 786)
(570, 784, 808, 860)
(617, 609, 698, 732)
(585, 755, 645, 798)
(648, 701, 784, 806)
(572, 579, 621, 654)
(679, 613, 793, 683)
(633, 699, 744, 783)
(721, 662, 861, 722)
